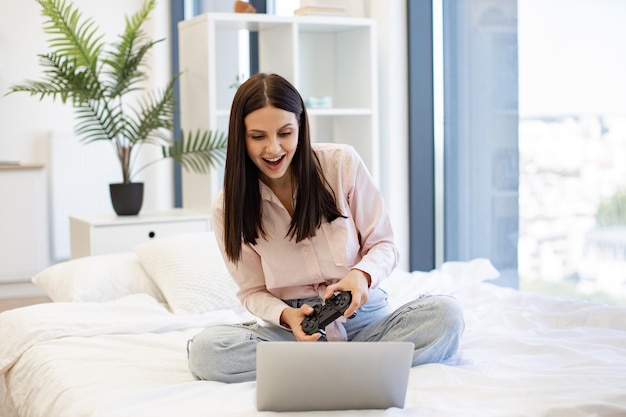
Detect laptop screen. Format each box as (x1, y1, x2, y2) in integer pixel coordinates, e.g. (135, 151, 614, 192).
(256, 341, 413, 412)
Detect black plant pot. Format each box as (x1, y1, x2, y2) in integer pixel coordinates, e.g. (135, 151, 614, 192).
(110, 183, 144, 215)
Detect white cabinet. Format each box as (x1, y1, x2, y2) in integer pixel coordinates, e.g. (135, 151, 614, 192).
(69, 210, 211, 259)
(178, 13, 378, 210)
(0, 165, 49, 283)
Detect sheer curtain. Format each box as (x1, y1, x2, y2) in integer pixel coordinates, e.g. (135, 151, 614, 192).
(440, 0, 519, 287)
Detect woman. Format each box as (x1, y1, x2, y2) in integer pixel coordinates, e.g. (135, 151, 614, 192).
(188, 73, 464, 383)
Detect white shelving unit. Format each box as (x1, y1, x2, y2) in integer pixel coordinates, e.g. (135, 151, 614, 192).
(178, 12, 378, 210)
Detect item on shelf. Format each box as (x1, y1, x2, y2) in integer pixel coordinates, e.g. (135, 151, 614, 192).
(234, 1, 256, 13)
(294, 5, 347, 16)
(304, 96, 333, 109)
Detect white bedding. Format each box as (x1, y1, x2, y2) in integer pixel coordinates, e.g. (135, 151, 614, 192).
(2, 258, 626, 417)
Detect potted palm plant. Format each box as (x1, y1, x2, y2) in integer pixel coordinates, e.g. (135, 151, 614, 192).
(8, 0, 226, 215)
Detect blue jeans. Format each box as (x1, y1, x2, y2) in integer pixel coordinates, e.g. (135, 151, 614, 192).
(187, 288, 464, 383)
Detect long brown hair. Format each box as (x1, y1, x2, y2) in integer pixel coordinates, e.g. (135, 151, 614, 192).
(222, 73, 345, 263)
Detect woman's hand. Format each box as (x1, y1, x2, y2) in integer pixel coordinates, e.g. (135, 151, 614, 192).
(280, 305, 323, 342)
(324, 268, 371, 318)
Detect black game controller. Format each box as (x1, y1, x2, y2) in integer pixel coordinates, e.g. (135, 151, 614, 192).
(301, 291, 355, 336)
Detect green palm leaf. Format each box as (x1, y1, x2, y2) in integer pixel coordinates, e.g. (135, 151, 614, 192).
(38, 0, 104, 69)
(74, 99, 124, 144)
(102, 0, 158, 97)
(7, 0, 226, 185)
(125, 76, 177, 146)
(163, 130, 228, 173)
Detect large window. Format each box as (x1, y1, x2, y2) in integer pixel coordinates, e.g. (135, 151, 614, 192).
(436, 0, 626, 306)
(517, 0, 626, 306)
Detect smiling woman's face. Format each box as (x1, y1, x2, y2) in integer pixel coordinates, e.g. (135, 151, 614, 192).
(244, 105, 299, 186)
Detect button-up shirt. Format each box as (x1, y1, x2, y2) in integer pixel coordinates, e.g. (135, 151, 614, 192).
(212, 143, 398, 328)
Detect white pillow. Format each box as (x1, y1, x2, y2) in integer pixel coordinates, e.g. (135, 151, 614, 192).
(32, 252, 165, 303)
(132, 232, 240, 314)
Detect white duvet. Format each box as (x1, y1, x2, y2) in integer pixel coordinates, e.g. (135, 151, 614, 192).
(2, 259, 626, 417)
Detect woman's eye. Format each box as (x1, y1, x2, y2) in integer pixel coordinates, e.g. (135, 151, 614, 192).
(279, 131, 292, 137)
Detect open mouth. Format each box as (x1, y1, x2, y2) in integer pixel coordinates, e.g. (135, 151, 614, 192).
(263, 155, 285, 166)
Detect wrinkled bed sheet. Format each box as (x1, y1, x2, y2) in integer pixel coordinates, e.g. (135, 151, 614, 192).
(1, 259, 625, 417)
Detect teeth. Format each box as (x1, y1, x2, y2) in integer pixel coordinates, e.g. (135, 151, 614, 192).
(265, 156, 282, 162)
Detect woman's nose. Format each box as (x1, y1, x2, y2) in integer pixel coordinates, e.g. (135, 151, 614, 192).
(266, 135, 280, 153)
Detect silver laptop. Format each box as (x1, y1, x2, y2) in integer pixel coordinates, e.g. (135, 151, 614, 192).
(256, 341, 413, 412)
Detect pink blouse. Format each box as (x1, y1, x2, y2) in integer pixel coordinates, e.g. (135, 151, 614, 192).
(212, 143, 398, 328)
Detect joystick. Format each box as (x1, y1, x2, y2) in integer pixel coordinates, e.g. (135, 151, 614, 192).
(301, 291, 355, 335)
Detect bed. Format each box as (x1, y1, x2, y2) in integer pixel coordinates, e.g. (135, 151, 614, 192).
(1, 232, 625, 417)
